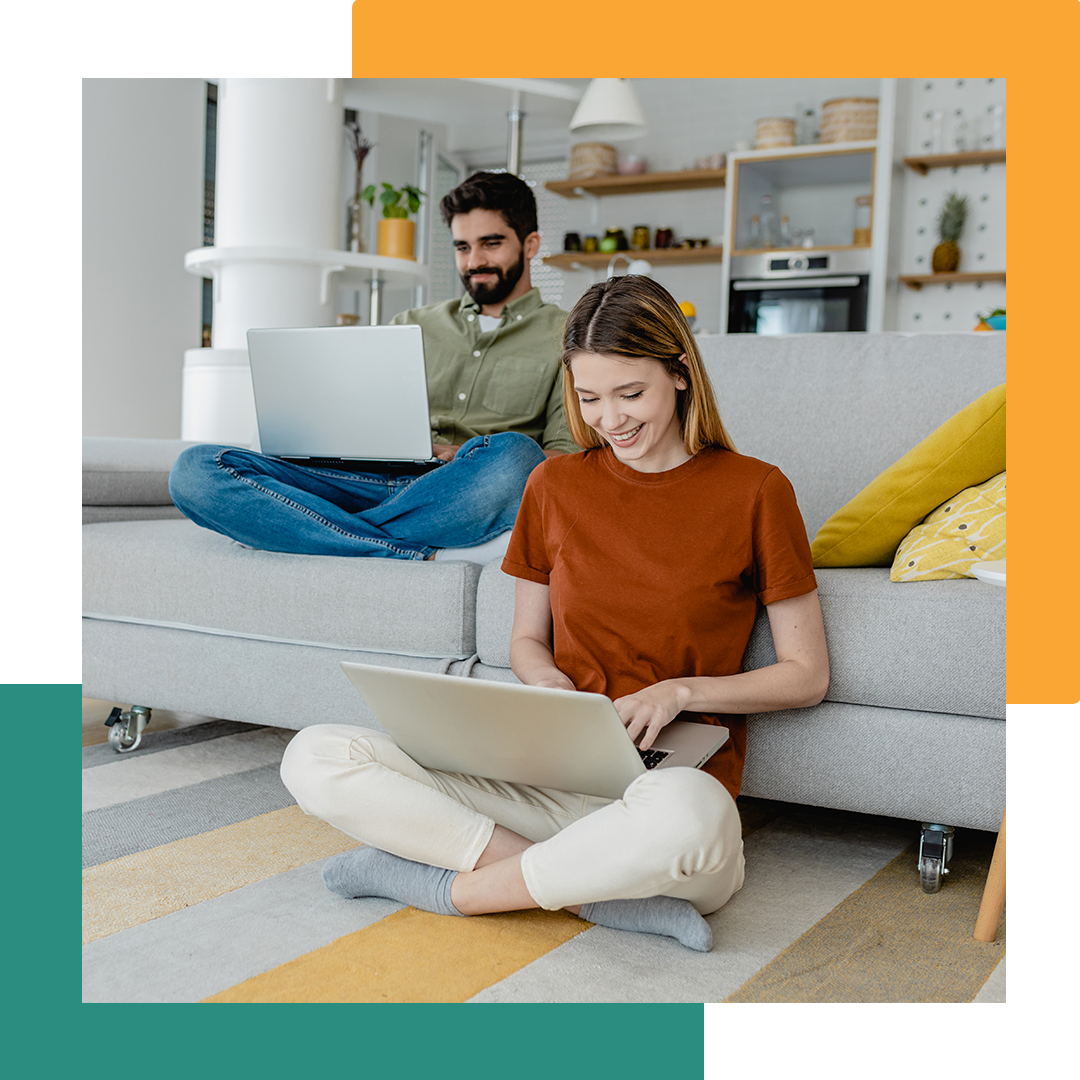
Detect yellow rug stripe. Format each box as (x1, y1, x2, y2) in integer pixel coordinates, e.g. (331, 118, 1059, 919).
(203, 906, 591, 1003)
(83, 805, 358, 944)
(725, 840, 1004, 1003)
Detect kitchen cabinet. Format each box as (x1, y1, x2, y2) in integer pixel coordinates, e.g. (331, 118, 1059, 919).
(720, 141, 885, 333)
(727, 143, 876, 254)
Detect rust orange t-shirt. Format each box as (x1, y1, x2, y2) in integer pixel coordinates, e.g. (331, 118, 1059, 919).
(501, 444, 817, 800)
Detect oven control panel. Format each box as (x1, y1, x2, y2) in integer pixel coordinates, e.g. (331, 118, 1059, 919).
(730, 248, 872, 281)
(768, 255, 829, 272)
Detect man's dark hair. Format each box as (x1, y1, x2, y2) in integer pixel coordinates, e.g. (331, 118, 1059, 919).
(439, 171, 538, 243)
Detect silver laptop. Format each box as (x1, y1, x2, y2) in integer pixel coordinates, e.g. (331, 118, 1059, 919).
(340, 661, 729, 800)
(246, 325, 444, 474)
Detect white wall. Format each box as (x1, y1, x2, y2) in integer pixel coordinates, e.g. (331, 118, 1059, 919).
(83, 78, 204, 437)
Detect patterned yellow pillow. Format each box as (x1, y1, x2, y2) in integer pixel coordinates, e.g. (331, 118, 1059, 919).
(890, 472, 1005, 582)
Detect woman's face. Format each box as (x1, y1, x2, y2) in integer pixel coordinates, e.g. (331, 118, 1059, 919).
(569, 351, 689, 473)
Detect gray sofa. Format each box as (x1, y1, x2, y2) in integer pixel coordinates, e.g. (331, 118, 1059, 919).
(83, 331, 1006, 836)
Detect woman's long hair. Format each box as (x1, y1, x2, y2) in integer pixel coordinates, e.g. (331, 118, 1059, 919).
(560, 275, 736, 454)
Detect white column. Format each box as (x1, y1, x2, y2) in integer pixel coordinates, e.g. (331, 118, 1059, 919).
(182, 78, 343, 444)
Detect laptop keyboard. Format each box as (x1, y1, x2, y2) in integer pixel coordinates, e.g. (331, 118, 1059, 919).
(638, 746, 674, 770)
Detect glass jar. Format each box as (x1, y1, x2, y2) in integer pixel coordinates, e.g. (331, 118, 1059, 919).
(779, 215, 793, 248)
(759, 194, 778, 248)
(853, 195, 872, 246)
(631, 225, 650, 251)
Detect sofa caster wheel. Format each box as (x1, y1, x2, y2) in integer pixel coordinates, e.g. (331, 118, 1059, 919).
(918, 823, 954, 894)
(105, 705, 152, 753)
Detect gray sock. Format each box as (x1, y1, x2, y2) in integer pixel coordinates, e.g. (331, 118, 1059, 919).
(321, 846, 463, 917)
(578, 896, 713, 952)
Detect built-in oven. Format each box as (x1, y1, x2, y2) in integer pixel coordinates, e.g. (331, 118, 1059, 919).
(727, 249, 870, 334)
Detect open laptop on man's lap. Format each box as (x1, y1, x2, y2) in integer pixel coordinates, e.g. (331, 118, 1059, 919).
(341, 662, 728, 801)
(246, 325, 445, 475)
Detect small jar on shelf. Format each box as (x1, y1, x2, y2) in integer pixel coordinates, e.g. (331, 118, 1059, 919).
(853, 195, 872, 246)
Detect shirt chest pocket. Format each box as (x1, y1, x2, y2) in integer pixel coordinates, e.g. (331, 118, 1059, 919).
(480, 356, 548, 417)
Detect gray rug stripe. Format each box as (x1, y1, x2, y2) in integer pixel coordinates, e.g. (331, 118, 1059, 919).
(83, 720, 266, 768)
(82, 860, 403, 1003)
(469, 815, 912, 1003)
(82, 764, 295, 868)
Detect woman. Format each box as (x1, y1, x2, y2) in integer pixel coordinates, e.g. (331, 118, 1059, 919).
(281, 276, 828, 952)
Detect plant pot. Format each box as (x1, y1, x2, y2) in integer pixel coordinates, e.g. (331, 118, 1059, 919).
(377, 218, 416, 260)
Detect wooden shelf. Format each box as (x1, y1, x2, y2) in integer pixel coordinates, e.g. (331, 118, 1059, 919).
(544, 246, 724, 271)
(545, 168, 726, 199)
(899, 271, 1006, 290)
(903, 150, 1006, 175)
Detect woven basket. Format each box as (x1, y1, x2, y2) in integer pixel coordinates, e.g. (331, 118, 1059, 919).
(569, 142, 617, 180)
(819, 98, 879, 143)
(755, 117, 796, 149)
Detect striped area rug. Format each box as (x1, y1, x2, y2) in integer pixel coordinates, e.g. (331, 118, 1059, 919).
(82, 710, 1005, 1004)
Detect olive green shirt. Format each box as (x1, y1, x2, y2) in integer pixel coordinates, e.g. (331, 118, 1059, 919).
(389, 288, 576, 454)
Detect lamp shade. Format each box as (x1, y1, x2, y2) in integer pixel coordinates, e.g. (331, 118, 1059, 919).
(569, 79, 648, 142)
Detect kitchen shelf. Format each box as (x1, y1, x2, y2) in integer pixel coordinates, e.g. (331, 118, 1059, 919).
(545, 168, 726, 199)
(899, 271, 1006, 290)
(544, 246, 724, 271)
(903, 150, 1006, 175)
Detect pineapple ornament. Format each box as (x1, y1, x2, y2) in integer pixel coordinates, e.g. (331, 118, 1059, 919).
(932, 191, 969, 273)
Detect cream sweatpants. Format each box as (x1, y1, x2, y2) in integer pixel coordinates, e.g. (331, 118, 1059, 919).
(280, 724, 745, 915)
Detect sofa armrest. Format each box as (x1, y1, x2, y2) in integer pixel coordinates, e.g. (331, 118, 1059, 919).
(83, 436, 199, 522)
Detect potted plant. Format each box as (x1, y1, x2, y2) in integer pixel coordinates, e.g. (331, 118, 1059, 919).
(365, 182, 426, 260)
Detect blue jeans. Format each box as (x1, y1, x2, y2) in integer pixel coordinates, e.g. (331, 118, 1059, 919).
(168, 432, 546, 559)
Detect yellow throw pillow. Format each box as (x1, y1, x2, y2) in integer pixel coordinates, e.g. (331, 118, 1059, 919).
(890, 472, 1006, 581)
(811, 383, 1005, 567)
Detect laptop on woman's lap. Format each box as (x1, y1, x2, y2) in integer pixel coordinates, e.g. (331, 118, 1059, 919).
(340, 661, 728, 800)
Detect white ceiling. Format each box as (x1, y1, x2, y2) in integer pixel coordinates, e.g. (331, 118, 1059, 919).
(343, 78, 591, 165)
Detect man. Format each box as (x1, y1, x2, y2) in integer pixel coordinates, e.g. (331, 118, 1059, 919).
(169, 172, 574, 564)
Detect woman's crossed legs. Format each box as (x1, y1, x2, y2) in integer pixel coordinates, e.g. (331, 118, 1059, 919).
(280, 724, 745, 950)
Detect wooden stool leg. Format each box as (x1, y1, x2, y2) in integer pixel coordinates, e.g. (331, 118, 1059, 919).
(974, 809, 1006, 942)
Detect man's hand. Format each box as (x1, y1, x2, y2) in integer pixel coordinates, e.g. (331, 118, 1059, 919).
(613, 681, 689, 751)
(433, 444, 461, 462)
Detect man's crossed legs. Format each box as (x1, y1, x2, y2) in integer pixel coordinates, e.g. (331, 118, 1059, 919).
(168, 431, 545, 559)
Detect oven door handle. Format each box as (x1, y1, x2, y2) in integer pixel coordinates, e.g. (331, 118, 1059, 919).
(731, 276, 862, 291)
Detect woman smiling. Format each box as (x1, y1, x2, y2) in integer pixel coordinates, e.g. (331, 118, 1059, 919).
(282, 275, 828, 952)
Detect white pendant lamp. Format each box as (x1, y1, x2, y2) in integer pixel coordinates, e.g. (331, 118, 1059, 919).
(569, 79, 648, 142)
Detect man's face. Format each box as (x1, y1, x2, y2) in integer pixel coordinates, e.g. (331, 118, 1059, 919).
(450, 208, 530, 307)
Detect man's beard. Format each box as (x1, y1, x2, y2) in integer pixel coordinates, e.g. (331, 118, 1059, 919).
(462, 248, 526, 306)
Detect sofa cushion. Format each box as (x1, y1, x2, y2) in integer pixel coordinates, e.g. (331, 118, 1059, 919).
(83, 519, 481, 659)
(474, 563, 1005, 720)
(83, 436, 197, 505)
(809, 383, 1006, 567)
(891, 472, 1006, 582)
